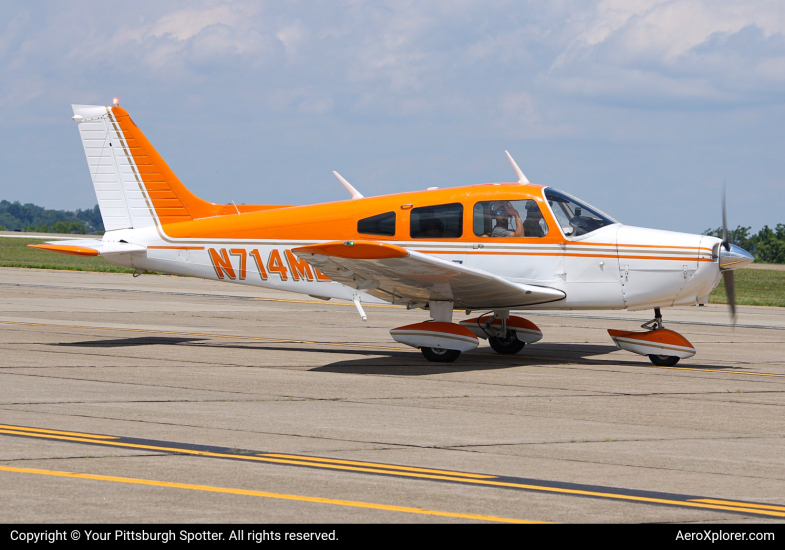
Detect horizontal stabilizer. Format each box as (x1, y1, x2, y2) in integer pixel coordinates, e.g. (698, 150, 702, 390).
(29, 239, 146, 257)
(292, 240, 565, 309)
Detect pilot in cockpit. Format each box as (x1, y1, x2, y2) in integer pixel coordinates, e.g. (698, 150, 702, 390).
(522, 201, 546, 237)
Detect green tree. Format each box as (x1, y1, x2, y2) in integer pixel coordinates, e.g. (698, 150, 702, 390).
(703, 225, 756, 252)
(0, 201, 104, 233)
(703, 224, 785, 264)
(23, 223, 50, 233)
(755, 225, 785, 264)
(50, 220, 89, 234)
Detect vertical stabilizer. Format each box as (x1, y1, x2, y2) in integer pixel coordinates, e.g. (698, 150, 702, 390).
(72, 104, 224, 231)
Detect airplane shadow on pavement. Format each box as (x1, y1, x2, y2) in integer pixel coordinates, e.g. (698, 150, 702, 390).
(55, 337, 207, 347)
(50, 338, 743, 375)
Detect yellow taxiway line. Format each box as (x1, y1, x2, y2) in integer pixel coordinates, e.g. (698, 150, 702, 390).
(2, 424, 784, 519)
(0, 466, 539, 524)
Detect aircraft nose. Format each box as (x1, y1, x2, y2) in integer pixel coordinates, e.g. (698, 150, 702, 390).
(719, 244, 755, 271)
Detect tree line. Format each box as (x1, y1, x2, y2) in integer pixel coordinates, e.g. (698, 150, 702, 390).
(0, 201, 104, 234)
(703, 225, 785, 264)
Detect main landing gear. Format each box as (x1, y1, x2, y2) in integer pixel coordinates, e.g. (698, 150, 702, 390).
(608, 308, 696, 366)
(389, 304, 546, 363)
(488, 332, 526, 355)
(420, 347, 462, 363)
(459, 311, 543, 355)
(389, 301, 479, 363)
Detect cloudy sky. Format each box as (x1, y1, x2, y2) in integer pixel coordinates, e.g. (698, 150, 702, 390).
(2, 0, 784, 234)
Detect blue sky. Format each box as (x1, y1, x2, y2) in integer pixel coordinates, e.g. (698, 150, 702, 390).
(1, 0, 784, 234)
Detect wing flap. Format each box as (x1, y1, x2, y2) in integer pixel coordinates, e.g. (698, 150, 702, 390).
(292, 240, 565, 309)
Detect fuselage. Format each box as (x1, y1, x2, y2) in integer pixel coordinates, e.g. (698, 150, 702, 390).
(100, 182, 724, 312)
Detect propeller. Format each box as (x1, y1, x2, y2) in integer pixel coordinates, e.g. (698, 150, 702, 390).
(721, 183, 736, 324)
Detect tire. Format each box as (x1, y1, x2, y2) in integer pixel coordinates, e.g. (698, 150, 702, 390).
(421, 347, 462, 363)
(488, 331, 525, 354)
(648, 354, 680, 367)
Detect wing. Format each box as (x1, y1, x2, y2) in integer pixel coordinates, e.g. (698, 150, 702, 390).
(292, 240, 565, 309)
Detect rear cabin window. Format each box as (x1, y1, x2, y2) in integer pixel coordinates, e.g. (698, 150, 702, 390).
(410, 203, 463, 239)
(358, 212, 396, 236)
(473, 200, 548, 238)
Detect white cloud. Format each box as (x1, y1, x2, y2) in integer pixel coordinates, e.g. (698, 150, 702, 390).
(147, 4, 251, 41)
(1, 0, 784, 231)
(276, 22, 307, 54)
(547, 0, 785, 105)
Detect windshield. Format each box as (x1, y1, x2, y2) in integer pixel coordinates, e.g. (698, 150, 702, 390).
(544, 188, 617, 237)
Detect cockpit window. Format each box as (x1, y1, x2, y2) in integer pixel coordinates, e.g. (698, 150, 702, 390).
(410, 203, 463, 238)
(544, 188, 617, 237)
(473, 200, 548, 238)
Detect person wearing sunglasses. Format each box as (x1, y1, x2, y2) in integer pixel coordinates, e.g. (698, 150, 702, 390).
(489, 201, 524, 237)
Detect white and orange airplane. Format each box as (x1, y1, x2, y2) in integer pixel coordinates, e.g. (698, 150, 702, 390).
(32, 103, 754, 363)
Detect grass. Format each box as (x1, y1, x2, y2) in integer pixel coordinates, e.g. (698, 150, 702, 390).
(2, 237, 784, 307)
(709, 269, 785, 308)
(0, 237, 135, 273)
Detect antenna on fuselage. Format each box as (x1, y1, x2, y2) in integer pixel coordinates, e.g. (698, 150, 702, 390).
(333, 171, 364, 199)
(216, 171, 241, 215)
(504, 151, 530, 184)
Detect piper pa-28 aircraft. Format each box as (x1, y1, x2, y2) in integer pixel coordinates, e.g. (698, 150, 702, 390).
(32, 103, 755, 364)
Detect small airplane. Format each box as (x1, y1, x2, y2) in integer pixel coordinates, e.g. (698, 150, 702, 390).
(32, 102, 754, 364)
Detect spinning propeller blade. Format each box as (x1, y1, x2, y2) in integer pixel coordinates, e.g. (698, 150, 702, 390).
(721, 183, 736, 324)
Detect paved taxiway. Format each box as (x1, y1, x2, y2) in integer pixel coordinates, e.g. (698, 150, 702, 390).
(1, 267, 784, 523)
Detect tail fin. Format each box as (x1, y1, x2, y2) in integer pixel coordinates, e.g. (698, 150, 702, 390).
(72, 104, 225, 231)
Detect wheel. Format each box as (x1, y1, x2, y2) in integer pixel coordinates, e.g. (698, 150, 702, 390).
(648, 354, 680, 367)
(488, 331, 525, 354)
(421, 347, 461, 362)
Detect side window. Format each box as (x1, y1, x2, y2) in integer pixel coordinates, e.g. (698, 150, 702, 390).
(410, 203, 463, 239)
(473, 200, 548, 238)
(358, 212, 396, 236)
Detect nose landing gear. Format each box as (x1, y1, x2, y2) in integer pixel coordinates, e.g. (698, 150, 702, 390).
(608, 308, 696, 366)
